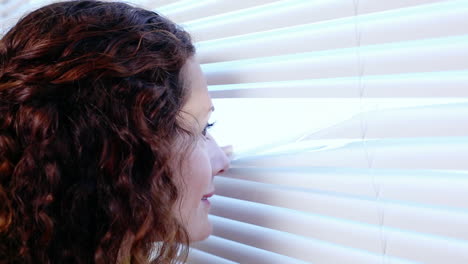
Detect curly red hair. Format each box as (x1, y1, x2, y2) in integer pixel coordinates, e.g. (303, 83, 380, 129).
(0, 1, 195, 263)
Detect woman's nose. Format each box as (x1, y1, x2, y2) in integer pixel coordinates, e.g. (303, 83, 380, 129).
(208, 136, 231, 176)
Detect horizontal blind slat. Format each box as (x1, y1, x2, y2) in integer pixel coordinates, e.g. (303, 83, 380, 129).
(0, 0, 25, 18)
(147, 0, 178, 7)
(192, 235, 310, 264)
(187, 248, 238, 264)
(156, 0, 281, 23)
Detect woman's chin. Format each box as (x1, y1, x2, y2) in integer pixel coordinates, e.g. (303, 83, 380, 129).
(189, 220, 213, 242)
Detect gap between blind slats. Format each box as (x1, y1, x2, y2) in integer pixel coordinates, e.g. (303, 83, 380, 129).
(206, 102, 468, 143)
(221, 168, 468, 210)
(208, 71, 468, 98)
(201, 36, 468, 85)
(210, 215, 468, 264)
(212, 178, 468, 240)
(197, 0, 468, 64)
(301, 103, 468, 139)
(183, 0, 448, 42)
(233, 137, 468, 170)
(192, 235, 310, 264)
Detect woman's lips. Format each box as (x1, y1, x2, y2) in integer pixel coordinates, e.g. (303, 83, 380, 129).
(201, 191, 214, 200)
(201, 191, 214, 207)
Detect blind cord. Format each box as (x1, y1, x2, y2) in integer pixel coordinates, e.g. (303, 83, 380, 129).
(353, 0, 389, 263)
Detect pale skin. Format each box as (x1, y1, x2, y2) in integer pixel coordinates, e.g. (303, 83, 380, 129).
(175, 56, 231, 242)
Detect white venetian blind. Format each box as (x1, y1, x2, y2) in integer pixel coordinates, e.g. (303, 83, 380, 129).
(2, 0, 468, 263)
(150, 0, 468, 263)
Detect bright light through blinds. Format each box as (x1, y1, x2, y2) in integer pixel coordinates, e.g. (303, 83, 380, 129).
(150, 0, 468, 263)
(208, 98, 468, 156)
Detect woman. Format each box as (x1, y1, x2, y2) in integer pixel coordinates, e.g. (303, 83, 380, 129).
(0, 1, 230, 263)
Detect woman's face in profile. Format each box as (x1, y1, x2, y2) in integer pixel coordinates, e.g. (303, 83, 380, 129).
(175, 57, 230, 242)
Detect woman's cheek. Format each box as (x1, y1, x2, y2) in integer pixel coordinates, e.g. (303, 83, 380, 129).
(175, 138, 214, 240)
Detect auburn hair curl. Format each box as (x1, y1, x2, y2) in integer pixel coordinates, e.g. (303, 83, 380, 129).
(0, 1, 195, 263)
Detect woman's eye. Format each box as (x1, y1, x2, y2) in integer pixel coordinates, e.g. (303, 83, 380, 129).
(202, 122, 215, 137)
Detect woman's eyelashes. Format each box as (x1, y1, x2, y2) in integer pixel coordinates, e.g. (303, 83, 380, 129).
(202, 122, 215, 137)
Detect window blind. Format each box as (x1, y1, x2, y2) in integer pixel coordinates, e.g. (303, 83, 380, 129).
(151, 0, 468, 263)
(2, 1, 468, 263)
